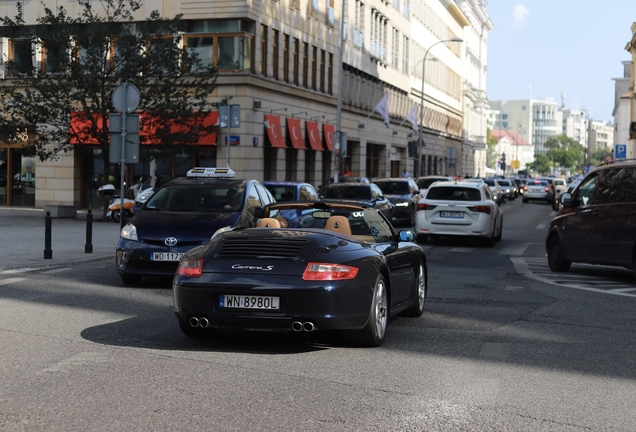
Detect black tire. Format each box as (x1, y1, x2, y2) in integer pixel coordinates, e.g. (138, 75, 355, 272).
(111, 210, 121, 223)
(178, 318, 224, 339)
(344, 274, 388, 347)
(121, 274, 142, 285)
(403, 263, 427, 317)
(547, 236, 571, 272)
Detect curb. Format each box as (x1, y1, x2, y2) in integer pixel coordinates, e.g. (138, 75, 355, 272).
(0, 254, 114, 273)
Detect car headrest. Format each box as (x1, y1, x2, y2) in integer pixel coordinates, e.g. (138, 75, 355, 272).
(324, 216, 352, 236)
(257, 218, 281, 228)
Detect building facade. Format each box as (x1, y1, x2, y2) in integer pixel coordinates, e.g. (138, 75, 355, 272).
(0, 0, 494, 210)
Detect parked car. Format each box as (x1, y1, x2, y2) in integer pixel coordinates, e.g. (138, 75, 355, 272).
(319, 182, 394, 220)
(415, 180, 503, 246)
(115, 167, 276, 284)
(546, 159, 636, 278)
(522, 179, 553, 204)
(373, 177, 421, 226)
(173, 200, 427, 347)
(263, 181, 318, 202)
(511, 178, 527, 196)
(415, 175, 454, 196)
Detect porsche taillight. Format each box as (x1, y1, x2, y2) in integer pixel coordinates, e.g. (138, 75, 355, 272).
(302, 263, 359, 281)
(467, 205, 491, 214)
(177, 259, 204, 277)
(417, 203, 437, 211)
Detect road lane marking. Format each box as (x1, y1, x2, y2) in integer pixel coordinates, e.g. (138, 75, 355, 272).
(0, 277, 28, 286)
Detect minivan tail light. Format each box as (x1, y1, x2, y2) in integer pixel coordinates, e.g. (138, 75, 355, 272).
(302, 263, 359, 280)
(417, 203, 437, 211)
(545, 187, 550, 192)
(177, 259, 204, 277)
(467, 205, 491, 214)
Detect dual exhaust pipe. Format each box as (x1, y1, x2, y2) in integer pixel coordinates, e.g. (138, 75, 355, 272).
(189, 316, 209, 328)
(190, 316, 315, 332)
(292, 321, 315, 332)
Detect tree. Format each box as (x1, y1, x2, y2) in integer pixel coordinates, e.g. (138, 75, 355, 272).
(543, 135, 585, 172)
(589, 147, 613, 167)
(0, 0, 219, 165)
(486, 128, 498, 172)
(529, 154, 551, 175)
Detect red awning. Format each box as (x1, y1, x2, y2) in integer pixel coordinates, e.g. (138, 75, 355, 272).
(323, 124, 334, 151)
(306, 121, 323, 150)
(286, 117, 306, 149)
(264, 114, 286, 148)
(70, 111, 218, 145)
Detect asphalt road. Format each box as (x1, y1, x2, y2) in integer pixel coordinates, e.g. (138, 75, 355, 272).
(1, 198, 635, 431)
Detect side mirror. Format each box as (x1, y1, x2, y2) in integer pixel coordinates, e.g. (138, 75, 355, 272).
(399, 230, 415, 242)
(560, 192, 572, 207)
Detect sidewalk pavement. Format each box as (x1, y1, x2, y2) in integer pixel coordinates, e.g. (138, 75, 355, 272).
(0, 207, 122, 272)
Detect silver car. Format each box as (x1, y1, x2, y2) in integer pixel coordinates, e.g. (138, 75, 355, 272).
(522, 179, 552, 204)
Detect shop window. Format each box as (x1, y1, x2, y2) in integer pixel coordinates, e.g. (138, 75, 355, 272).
(184, 33, 253, 72)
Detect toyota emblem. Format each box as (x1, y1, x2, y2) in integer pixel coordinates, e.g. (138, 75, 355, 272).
(164, 237, 178, 247)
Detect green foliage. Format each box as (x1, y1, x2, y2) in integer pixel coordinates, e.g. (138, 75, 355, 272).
(589, 147, 613, 167)
(543, 135, 585, 172)
(529, 154, 551, 175)
(0, 0, 219, 162)
(486, 128, 498, 171)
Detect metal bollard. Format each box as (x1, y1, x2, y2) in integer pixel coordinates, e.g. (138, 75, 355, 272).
(44, 211, 52, 259)
(85, 208, 93, 253)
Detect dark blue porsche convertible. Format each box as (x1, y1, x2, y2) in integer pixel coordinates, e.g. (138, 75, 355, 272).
(173, 200, 428, 347)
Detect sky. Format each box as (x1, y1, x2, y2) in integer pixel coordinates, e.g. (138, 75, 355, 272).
(485, 1, 636, 122)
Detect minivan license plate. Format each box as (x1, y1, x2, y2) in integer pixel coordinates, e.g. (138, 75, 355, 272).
(220, 295, 280, 310)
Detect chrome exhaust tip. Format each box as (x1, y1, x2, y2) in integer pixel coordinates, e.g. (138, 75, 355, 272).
(291, 321, 303, 332)
(189, 317, 199, 327)
(303, 322, 315, 332)
(199, 317, 209, 328)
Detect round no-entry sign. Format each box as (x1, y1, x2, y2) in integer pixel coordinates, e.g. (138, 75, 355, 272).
(112, 83, 140, 113)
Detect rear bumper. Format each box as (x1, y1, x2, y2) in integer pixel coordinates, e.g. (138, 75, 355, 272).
(173, 275, 374, 331)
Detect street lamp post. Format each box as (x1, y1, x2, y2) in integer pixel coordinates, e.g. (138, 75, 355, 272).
(418, 37, 463, 177)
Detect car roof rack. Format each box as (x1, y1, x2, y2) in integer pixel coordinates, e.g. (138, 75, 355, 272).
(186, 167, 236, 178)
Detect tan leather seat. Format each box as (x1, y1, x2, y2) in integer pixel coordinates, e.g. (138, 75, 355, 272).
(324, 216, 352, 236)
(257, 218, 281, 228)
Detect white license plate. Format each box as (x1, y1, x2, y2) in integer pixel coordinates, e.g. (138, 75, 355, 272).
(440, 211, 464, 219)
(151, 252, 184, 261)
(220, 295, 280, 310)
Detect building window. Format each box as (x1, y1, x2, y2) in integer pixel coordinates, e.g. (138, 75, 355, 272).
(9, 39, 33, 75)
(302, 42, 309, 88)
(392, 28, 399, 69)
(311, 45, 317, 90)
(272, 30, 279, 80)
(370, 11, 387, 61)
(327, 0, 335, 26)
(283, 34, 290, 82)
(290, 0, 300, 10)
(403, 0, 410, 17)
(293, 38, 299, 85)
(184, 33, 254, 72)
(402, 35, 409, 74)
(354, 0, 365, 49)
(328, 52, 333, 95)
(320, 49, 326, 93)
(310, 0, 319, 18)
(260, 25, 267, 76)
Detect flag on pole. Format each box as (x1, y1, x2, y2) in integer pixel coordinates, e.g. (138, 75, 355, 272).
(372, 94, 390, 128)
(405, 105, 419, 133)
